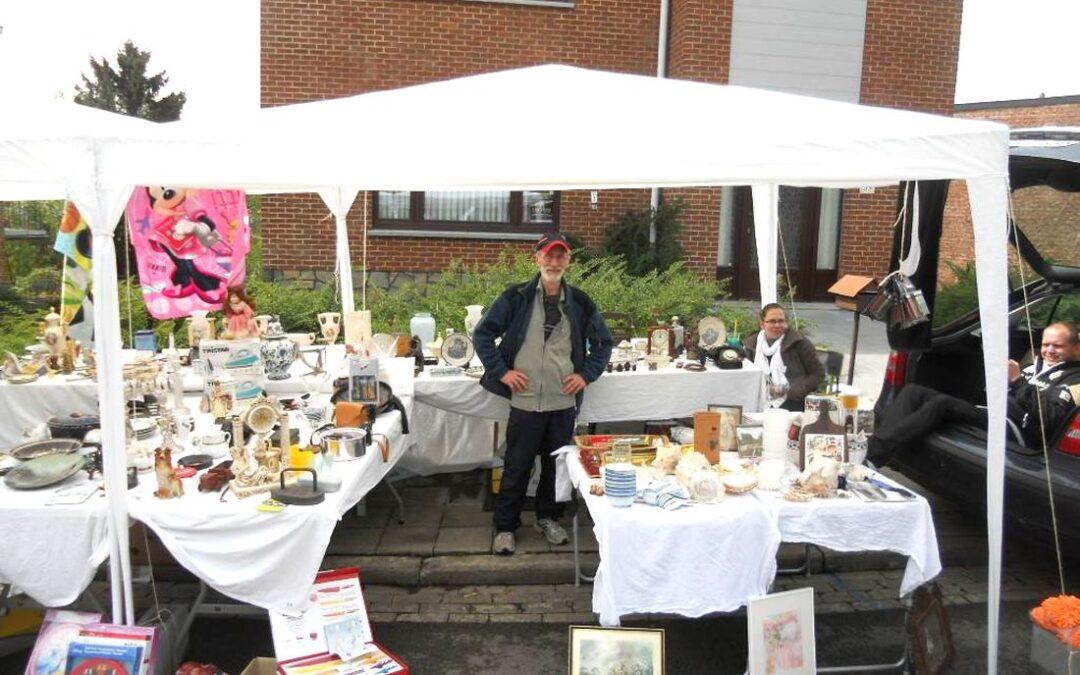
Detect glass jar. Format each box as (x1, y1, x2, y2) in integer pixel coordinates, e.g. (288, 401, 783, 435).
(409, 312, 437, 348)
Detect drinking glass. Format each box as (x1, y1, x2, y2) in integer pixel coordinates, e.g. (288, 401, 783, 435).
(766, 375, 790, 409)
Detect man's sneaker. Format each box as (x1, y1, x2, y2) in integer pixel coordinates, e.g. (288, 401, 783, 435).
(493, 531, 516, 555)
(535, 518, 568, 545)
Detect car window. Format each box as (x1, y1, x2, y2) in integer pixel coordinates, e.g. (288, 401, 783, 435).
(1011, 184, 1080, 272)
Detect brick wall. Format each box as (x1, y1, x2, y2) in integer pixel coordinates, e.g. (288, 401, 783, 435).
(261, 0, 662, 277)
(261, 0, 964, 288)
(838, 0, 963, 279)
(940, 99, 1080, 279)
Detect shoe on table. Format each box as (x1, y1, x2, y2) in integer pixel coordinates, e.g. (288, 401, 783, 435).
(493, 531, 516, 555)
(535, 518, 568, 545)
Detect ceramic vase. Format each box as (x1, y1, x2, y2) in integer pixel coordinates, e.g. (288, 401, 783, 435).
(260, 319, 297, 380)
(318, 312, 342, 344)
(464, 305, 484, 336)
(410, 312, 436, 347)
(254, 314, 273, 338)
(189, 310, 213, 346)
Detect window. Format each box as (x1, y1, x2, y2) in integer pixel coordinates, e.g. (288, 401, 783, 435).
(373, 190, 559, 236)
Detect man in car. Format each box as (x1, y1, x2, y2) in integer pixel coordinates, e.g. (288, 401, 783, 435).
(868, 321, 1080, 463)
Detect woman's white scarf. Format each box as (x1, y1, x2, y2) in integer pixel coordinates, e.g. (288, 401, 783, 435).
(755, 331, 788, 388)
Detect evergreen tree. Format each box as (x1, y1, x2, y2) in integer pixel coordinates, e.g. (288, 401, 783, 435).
(74, 41, 186, 121)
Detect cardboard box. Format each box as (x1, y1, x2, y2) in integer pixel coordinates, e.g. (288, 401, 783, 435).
(241, 657, 278, 675)
(694, 411, 722, 464)
(1031, 624, 1080, 674)
(828, 274, 876, 312)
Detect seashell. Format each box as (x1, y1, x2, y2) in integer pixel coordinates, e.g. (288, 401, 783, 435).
(757, 459, 792, 491)
(689, 471, 725, 503)
(652, 444, 682, 475)
(675, 451, 711, 488)
(801, 469, 830, 497)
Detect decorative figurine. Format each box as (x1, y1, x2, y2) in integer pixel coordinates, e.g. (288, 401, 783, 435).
(318, 312, 342, 345)
(208, 378, 234, 419)
(187, 310, 216, 349)
(154, 446, 184, 499)
(41, 307, 67, 369)
(222, 287, 259, 339)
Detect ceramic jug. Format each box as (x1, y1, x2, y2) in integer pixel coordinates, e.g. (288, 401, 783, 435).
(260, 319, 297, 380)
(464, 305, 484, 336)
(410, 312, 436, 348)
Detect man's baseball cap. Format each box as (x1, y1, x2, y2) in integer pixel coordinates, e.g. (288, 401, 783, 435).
(535, 233, 572, 254)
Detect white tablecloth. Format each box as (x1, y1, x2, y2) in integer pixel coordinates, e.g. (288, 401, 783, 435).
(0, 474, 111, 607)
(409, 362, 766, 474)
(759, 477, 942, 596)
(563, 451, 942, 625)
(126, 397, 411, 615)
(0, 376, 98, 449)
(565, 450, 781, 627)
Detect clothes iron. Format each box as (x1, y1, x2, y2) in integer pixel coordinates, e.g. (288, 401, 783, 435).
(271, 467, 326, 505)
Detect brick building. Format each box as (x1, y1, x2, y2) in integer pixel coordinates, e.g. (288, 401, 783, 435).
(940, 95, 1080, 280)
(260, 0, 963, 300)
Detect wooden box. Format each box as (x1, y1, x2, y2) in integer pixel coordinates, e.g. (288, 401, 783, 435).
(693, 411, 722, 464)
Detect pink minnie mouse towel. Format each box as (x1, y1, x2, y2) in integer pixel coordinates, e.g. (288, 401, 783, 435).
(127, 187, 251, 319)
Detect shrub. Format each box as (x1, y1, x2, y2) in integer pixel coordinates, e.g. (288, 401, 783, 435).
(600, 199, 685, 276)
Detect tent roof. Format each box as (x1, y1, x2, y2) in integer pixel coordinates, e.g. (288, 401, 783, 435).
(113, 64, 1009, 193)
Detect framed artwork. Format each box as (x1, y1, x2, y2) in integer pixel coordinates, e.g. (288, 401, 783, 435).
(568, 626, 664, 675)
(647, 324, 674, 357)
(747, 588, 816, 675)
(706, 404, 743, 453)
(802, 432, 847, 466)
(736, 425, 764, 459)
(906, 584, 954, 675)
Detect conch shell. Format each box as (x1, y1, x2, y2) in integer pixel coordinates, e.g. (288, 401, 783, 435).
(800, 469, 831, 497)
(652, 443, 682, 475)
(689, 471, 725, 503)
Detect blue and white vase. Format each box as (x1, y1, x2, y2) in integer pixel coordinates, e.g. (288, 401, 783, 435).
(260, 319, 296, 380)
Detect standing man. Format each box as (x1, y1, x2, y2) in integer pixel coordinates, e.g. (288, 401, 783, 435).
(474, 234, 613, 555)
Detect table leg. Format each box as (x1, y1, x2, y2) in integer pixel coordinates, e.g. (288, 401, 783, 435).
(572, 504, 595, 586)
(385, 480, 406, 524)
(776, 543, 816, 576)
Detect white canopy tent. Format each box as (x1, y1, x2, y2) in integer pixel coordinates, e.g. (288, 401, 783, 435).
(1, 66, 1011, 670)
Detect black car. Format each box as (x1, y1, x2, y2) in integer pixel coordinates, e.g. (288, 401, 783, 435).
(874, 127, 1080, 550)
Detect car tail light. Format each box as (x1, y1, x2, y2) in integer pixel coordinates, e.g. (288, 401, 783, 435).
(1057, 411, 1080, 458)
(885, 350, 909, 388)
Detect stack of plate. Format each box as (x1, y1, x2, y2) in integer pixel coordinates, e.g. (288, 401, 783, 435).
(603, 464, 637, 508)
(130, 420, 157, 441)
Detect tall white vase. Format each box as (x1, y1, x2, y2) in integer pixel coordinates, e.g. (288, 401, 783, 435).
(464, 305, 484, 336)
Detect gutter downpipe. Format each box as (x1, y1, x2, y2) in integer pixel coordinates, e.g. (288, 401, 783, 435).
(650, 0, 671, 246)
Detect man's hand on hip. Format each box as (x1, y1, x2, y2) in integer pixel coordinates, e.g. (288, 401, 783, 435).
(562, 373, 587, 395)
(500, 370, 529, 393)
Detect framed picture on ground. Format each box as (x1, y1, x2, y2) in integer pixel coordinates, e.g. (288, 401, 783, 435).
(906, 583, 954, 675)
(747, 588, 816, 675)
(568, 626, 664, 675)
(706, 404, 743, 453)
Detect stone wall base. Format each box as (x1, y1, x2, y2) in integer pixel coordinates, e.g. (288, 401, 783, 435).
(264, 268, 443, 291)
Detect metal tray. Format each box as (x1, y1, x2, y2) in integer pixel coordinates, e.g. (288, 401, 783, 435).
(8, 438, 83, 461)
(4, 453, 86, 490)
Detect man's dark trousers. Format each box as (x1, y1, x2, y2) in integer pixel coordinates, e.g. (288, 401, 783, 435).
(494, 406, 576, 533)
(869, 384, 987, 461)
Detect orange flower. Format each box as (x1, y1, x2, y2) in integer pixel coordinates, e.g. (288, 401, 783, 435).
(1031, 595, 1080, 649)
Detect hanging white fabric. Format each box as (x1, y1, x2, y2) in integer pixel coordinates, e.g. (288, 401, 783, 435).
(751, 182, 779, 305)
(898, 181, 922, 277)
(316, 187, 359, 314)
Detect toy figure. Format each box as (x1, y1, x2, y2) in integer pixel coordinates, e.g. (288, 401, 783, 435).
(222, 286, 259, 339)
(154, 446, 184, 498)
(145, 187, 231, 304)
(208, 378, 233, 419)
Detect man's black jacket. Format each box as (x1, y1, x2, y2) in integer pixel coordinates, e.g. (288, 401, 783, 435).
(473, 274, 613, 408)
(1009, 360, 1080, 444)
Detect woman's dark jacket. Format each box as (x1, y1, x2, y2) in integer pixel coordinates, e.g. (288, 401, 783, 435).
(742, 329, 825, 405)
(474, 274, 613, 407)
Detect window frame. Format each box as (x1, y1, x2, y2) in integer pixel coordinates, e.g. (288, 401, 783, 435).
(372, 190, 560, 238)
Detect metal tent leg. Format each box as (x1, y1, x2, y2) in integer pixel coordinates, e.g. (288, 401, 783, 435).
(385, 479, 405, 524)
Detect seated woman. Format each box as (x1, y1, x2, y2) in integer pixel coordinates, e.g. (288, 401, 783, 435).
(868, 321, 1080, 464)
(742, 303, 824, 411)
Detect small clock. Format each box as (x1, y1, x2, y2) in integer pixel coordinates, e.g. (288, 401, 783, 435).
(647, 325, 674, 357)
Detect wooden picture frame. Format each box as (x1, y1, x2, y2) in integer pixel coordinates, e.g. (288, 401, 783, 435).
(736, 425, 764, 458)
(707, 404, 743, 454)
(906, 584, 954, 675)
(647, 324, 675, 357)
(569, 626, 664, 675)
(747, 588, 816, 674)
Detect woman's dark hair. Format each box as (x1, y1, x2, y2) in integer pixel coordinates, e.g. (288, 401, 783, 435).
(759, 303, 786, 320)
